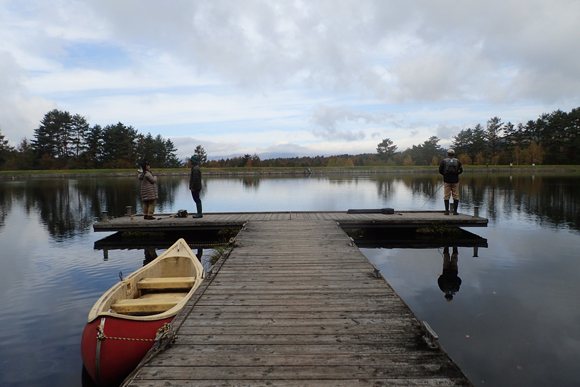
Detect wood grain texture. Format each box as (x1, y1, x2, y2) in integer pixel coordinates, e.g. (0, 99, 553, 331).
(123, 220, 472, 386)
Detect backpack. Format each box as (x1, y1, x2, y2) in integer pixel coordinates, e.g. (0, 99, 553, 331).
(444, 158, 459, 174)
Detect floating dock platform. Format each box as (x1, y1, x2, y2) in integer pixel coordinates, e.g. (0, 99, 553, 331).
(94, 209, 487, 233)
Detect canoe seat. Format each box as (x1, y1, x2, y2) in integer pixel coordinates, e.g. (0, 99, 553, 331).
(111, 292, 188, 315)
(137, 277, 196, 290)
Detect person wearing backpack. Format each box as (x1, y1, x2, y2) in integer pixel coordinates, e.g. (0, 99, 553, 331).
(439, 149, 463, 215)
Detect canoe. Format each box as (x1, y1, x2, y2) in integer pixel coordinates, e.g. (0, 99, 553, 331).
(81, 238, 205, 386)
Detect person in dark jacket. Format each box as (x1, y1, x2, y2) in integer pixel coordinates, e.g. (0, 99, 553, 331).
(189, 156, 203, 218)
(138, 160, 158, 220)
(439, 149, 463, 215)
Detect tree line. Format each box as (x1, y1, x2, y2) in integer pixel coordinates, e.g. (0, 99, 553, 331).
(0, 109, 181, 170)
(194, 106, 579, 168)
(1, 106, 579, 171)
(379, 107, 580, 167)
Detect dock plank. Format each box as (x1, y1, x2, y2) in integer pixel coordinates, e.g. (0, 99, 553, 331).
(123, 219, 472, 386)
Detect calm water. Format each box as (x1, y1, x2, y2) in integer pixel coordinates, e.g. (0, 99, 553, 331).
(1, 172, 579, 387)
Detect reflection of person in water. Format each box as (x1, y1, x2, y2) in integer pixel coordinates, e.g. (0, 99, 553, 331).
(144, 248, 158, 265)
(438, 246, 462, 301)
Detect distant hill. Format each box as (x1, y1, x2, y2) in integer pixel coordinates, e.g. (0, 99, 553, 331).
(209, 152, 306, 161)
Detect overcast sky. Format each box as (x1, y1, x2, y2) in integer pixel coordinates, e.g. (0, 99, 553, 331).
(1, 0, 579, 160)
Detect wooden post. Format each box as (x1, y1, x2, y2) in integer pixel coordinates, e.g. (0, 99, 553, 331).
(126, 206, 132, 217)
(474, 206, 479, 218)
(101, 211, 108, 222)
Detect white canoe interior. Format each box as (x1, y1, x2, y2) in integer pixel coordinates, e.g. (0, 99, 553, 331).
(88, 238, 205, 322)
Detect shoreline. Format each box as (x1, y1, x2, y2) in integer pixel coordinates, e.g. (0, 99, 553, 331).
(1, 166, 578, 180)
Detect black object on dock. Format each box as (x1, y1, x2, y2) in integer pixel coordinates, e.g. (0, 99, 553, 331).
(347, 208, 395, 214)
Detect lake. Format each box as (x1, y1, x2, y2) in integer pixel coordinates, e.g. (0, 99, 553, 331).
(0, 172, 579, 387)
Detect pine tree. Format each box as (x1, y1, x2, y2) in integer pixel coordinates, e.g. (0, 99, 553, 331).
(194, 145, 208, 165)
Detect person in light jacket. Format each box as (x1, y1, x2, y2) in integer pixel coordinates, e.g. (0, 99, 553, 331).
(139, 160, 158, 220)
(189, 156, 203, 218)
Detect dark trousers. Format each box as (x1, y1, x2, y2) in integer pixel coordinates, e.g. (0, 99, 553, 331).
(191, 190, 202, 213)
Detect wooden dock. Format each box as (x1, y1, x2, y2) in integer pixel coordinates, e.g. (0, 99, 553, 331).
(94, 210, 487, 233)
(122, 219, 473, 386)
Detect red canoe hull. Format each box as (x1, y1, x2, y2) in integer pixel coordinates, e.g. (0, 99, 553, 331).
(81, 315, 173, 386)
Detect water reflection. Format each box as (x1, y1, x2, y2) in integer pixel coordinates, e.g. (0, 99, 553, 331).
(438, 246, 462, 302)
(348, 227, 488, 250)
(460, 173, 580, 229)
(143, 248, 158, 265)
(0, 177, 184, 239)
(2, 173, 580, 238)
(93, 230, 231, 274)
(2, 173, 580, 387)
(0, 187, 9, 231)
(242, 177, 260, 189)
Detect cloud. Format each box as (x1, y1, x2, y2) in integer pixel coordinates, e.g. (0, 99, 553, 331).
(0, 50, 55, 142)
(1, 0, 580, 157)
(71, 0, 580, 104)
(310, 104, 393, 141)
(436, 124, 463, 144)
(171, 136, 242, 160)
(260, 139, 383, 158)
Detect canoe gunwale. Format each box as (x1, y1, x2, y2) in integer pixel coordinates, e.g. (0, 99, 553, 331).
(86, 238, 205, 323)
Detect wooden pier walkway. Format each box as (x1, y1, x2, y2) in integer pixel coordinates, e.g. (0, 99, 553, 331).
(123, 219, 472, 386)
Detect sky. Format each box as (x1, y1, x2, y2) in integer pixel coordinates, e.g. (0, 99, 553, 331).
(1, 0, 579, 160)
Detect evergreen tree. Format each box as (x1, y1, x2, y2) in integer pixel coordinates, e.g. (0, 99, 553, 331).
(502, 122, 516, 157)
(15, 139, 36, 170)
(32, 109, 70, 160)
(451, 128, 473, 157)
(69, 114, 90, 166)
(409, 136, 443, 165)
(471, 124, 488, 161)
(101, 123, 138, 168)
(485, 117, 504, 161)
(164, 139, 182, 167)
(0, 128, 14, 168)
(566, 108, 580, 164)
(376, 138, 398, 160)
(194, 145, 208, 165)
(82, 125, 105, 168)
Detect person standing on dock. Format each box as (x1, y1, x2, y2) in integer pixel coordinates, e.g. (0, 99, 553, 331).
(139, 160, 158, 220)
(439, 148, 463, 215)
(189, 155, 203, 218)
